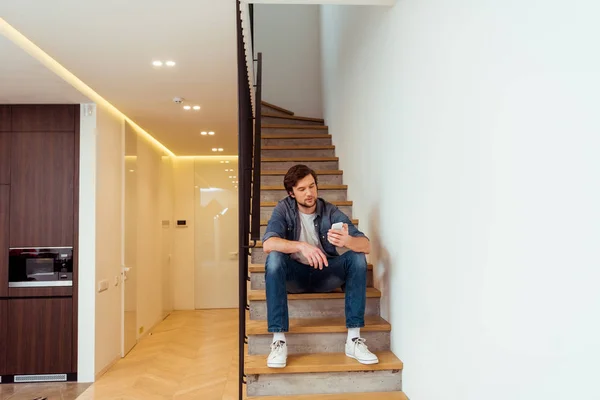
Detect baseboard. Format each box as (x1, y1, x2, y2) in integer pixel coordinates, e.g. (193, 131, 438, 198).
(95, 356, 119, 380)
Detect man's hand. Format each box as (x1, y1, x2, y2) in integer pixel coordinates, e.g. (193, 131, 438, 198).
(328, 223, 350, 248)
(298, 242, 329, 270)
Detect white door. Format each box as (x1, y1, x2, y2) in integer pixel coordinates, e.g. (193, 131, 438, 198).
(194, 158, 239, 309)
(122, 124, 138, 355)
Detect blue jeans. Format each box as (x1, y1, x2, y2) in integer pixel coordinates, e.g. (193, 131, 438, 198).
(265, 250, 368, 332)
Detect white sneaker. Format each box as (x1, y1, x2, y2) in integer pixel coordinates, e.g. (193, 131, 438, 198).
(345, 338, 379, 365)
(267, 340, 287, 368)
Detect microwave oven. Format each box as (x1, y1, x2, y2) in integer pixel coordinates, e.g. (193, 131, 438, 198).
(8, 247, 73, 287)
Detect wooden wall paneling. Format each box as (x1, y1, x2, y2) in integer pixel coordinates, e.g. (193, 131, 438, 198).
(6, 297, 73, 374)
(0, 299, 6, 375)
(10, 105, 75, 132)
(10, 130, 75, 247)
(0, 105, 10, 131)
(0, 185, 8, 297)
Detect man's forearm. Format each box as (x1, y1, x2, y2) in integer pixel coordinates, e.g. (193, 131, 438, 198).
(263, 237, 301, 254)
(346, 236, 371, 254)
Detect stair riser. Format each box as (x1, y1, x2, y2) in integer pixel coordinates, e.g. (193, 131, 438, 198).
(261, 105, 292, 117)
(262, 148, 336, 158)
(262, 127, 328, 135)
(261, 189, 346, 203)
(249, 298, 380, 320)
(248, 331, 390, 355)
(262, 137, 332, 146)
(262, 116, 323, 126)
(261, 174, 343, 186)
(247, 370, 402, 397)
(262, 160, 339, 171)
(260, 205, 352, 225)
(250, 270, 373, 290)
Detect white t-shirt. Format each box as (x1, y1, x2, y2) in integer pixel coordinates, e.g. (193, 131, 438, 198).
(291, 212, 325, 265)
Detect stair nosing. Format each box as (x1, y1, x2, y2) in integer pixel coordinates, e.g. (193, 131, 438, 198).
(262, 145, 336, 150)
(245, 351, 403, 375)
(261, 184, 347, 191)
(261, 170, 342, 176)
(248, 287, 380, 301)
(262, 133, 332, 139)
(246, 316, 390, 335)
(262, 124, 329, 130)
(261, 200, 351, 206)
(262, 113, 325, 123)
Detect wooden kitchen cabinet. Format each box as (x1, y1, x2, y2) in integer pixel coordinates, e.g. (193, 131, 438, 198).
(6, 297, 73, 375)
(0, 185, 8, 297)
(0, 106, 10, 184)
(9, 130, 75, 247)
(0, 299, 7, 375)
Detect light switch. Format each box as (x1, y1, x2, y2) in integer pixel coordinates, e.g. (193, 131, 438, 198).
(98, 280, 109, 293)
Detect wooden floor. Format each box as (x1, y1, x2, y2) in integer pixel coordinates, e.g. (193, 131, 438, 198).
(0, 309, 240, 400)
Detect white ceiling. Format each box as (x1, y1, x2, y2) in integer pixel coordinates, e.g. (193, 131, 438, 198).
(0, 35, 91, 104)
(0, 0, 238, 156)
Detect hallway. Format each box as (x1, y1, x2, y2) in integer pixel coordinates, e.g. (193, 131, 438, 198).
(83, 309, 239, 399)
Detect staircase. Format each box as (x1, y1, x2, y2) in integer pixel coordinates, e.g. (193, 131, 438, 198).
(244, 101, 408, 399)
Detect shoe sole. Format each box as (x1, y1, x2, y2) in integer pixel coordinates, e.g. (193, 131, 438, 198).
(267, 361, 287, 368)
(345, 352, 379, 365)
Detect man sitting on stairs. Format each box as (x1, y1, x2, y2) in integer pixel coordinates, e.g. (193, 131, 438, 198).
(262, 164, 379, 368)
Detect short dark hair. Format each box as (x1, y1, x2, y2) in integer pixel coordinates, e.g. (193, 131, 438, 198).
(283, 164, 318, 195)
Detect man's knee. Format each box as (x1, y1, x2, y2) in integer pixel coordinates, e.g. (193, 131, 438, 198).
(266, 251, 288, 275)
(345, 251, 367, 272)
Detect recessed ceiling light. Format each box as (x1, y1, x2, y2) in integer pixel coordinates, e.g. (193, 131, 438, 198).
(129, 169, 135, 172)
(166, 61, 176, 67)
(220, 161, 224, 163)
(225, 161, 230, 163)
(212, 148, 218, 152)
(152, 60, 163, 67)
(193, 105, 201, 110)
(208, 131, 215, 135)
(201, 131, 207, 135)
(234, 185, 238, 188)
(233, 176, 236, 178)
(229, 176, 232, 179)
(218, 148, 224, 152)
(183, 105, 191, 110)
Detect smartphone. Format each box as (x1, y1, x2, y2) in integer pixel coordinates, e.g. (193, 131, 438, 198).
(331, 222, 344, 231)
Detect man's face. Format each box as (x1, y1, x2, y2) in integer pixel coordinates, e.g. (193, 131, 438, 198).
(290, 174, 318, 209)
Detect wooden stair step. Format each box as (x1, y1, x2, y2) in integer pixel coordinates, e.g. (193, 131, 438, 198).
(260, 218, 358, 226)
(248, 392, 409, 400)
(248, 287, 381, 301)
(249, 263, 372, 273)
(262, 101, 294, 115)
(261, 169, 342, 176)
(261, 184, 347, 191)
(263, 124, 329, 130)
(262, 145, 335, 150)
(245, 351, 403, 375)
(262, 157, 338, 162)
(262, 113, 325, 123)
(261, 200, 351, 207)
(263, 133, 332, 139)
(246, 315, 390, 335)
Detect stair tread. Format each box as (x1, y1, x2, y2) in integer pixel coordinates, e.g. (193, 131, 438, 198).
(262, 113, 325, 123)
(245, 351, 403, 375)
(248, 391, 409, 400)
(263, 124, 329, 130)
(262, 145, 335, 150)
(249, 263, 371, 273)
(248, 287, 381, 301)
(261, 170, 342, 175)
(259, 218, 357, 225)
(262, 133, 332, 139)
(262, 101, 294, 115)
(247, 315, 389, 335)
(261, 184, 347, 191)
(262, 157, 338, 162)
(261, 200, 351, 207)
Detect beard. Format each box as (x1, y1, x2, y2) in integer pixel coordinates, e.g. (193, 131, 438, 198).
(296, 196, 316, 209)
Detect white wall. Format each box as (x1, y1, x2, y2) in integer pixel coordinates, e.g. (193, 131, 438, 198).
(255, 4, 323, 118)
(172, 158, 196, 310)
(94, 105, 124, 376)
(78, 104, 97, 382)
(321, 2, 600, 399)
